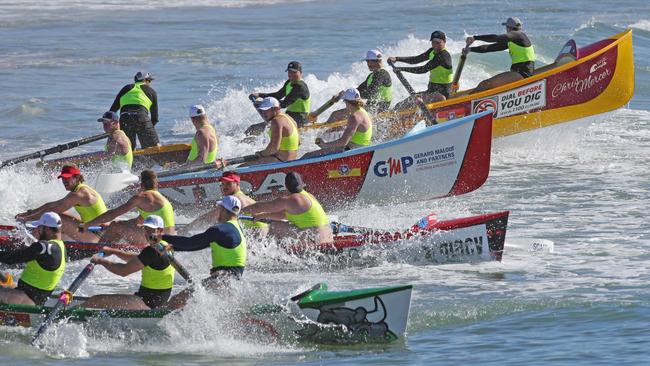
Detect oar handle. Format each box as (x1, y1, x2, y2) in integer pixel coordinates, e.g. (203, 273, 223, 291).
(451, 47, 469, 93)
(387, 59, 437, 125)
(308, 94, 342, 123)
(153, 243, 193, 284)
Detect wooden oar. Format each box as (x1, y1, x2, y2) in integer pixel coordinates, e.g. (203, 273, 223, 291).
(451, 45, 470, 94)
(156, 154, 258, 179)
(31, 251, 105, 346)
(387, 59, 437, 126)
(1, 132, 110, 169)
(244, 95, 268, 136)
(307, 94, 342, 123)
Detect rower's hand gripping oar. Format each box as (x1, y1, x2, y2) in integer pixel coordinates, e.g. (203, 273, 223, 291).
(1, 132, 110, 169)
(0, 272, 13, 287)
(31, 251, 106, 347)
(307, 92, 343, 123)
(152, 242, 193, 284)
(387, 59, 437, 126)
(451, 42, 471, 94)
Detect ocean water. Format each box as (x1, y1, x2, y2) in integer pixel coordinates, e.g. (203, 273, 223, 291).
(0, 0, 649, 364)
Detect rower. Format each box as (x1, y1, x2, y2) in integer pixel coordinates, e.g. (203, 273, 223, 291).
(15, 165, 107, 243)
(109, 71, 160, 149)
(182, 171, 269, 236)
(389, 30, 454, 108)
(0, 212, 66, 306)
(245, 172, 333, 245)
(321, 50, 392, 123)
(242, 97, 300, 166)
(81, 170, 176, 243)
(465, 17, 536, 92)
(98, 110, 133, 171)
(303, 88, 373, 158)
(81, 215, 175, 310)
(163, 195, 247, 309)
(249, 61, 311, 128)
(185, 104, 218, 165)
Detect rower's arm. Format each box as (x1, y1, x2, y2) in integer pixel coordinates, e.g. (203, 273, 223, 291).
(95, 256, 144, 277)
(183, 208, 218, 233)
(258, 120, 281, 156)
(84, 195, 141, 227)
(258, 81, 287, 100)
(398, 51, 451, 75)
(0, 241, 43, 265)
(470, 34, 508, 53)
(143, 85, 159, 125)
(319, 118, 357, 148)
(279, 81, 309, 109)
(245, 197, 290, 216)
(163, 227, 218, 252)
(195, 130, 211, 165)
(18, 192, 84, 221)
(102, 246, 139, 262)
(110, 85, 132, 112)
(395, 49, 431, 65)
(256, 211, 287, 221)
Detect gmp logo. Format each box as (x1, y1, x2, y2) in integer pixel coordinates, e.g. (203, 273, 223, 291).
(373, 156, 414, 177)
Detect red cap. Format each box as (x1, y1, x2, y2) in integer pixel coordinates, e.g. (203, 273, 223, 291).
(218, 171, 240, 183)
(57, 166, 81, 179)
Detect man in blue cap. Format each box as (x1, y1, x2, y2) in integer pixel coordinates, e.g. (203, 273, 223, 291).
(109, 71, 160, 149)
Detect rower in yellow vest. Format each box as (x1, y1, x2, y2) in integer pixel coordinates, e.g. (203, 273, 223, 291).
(241, 97, 300, 166)
(109, 71, 160, 149)
(15, 165, 107, 243)
(250, 61, 311, 127)
(98, 111, 133, 170)
(0, 212, 66, 305)
(186, 104, 218, 165)
(389, 30, 454, 108)
(245, 172, 333, 245)
(82, 170, 176, 244)
(162, 195, 247, 309)
(465, 17, 536, 93)
(81, 215, 176, 310)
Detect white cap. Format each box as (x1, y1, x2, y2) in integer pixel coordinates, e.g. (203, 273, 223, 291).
(217, 195, 241, 214)
(189, 104, 206, 118)
(257, 97, 280, 111)
(141, 215, 164, 229)
(342, 88, 362, 101)
(363, 49, 382, 61)
(28, 212, 62, 229)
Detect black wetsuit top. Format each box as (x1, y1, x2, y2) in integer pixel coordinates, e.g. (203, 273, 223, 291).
(134, 246, 173, 309)
(469, 30, 535, 77)
(395, 48, 453, 96)
(357, 69, 392, 113)
(258, 80, 310, 110)
(110, 83, 159, 125)
(0, 241, 64, 305)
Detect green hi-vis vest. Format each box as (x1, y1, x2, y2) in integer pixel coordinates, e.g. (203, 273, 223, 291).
(285, 191, 330, 229)
(284, 81, 311, 113)
(267, 113, 300, 152)
(140, 240, 175, 290)
(508, 41, 536, 64)
(20, 239, 66, 291)
(119, 82, 153, 111)
(73, 183, 108, 223)
(349, 108, 373, 147)
(210, 220, 247, 268)
(136, 190, 176, 228)
(105, 130, 133, 169)
(428, 48, 454, 84)
(187, 125, 218, 164)
(366, 72, 392, 103)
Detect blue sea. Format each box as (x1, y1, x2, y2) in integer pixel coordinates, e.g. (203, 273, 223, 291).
(1, 0, 649, 364)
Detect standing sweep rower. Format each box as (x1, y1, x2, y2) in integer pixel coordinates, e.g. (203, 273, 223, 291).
(110, 71, 160, 149)
(98, 111, 133, 171)
(250, 61, 311, 128)
(465, 17, 536, 92)
(15, 165, 107, 243)
(0, 213, 66, 305)
(80, 215, 175, 310)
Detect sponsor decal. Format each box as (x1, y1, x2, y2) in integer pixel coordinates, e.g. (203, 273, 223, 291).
(328, 164, 362, 178)
(435, 107, 466, 122)
(472, 80, 547, 118)
(551, 67, 612, 98)
(422, 224, 490, 260)
(373, 145, 456, 178)
(590, 58, 607, 74)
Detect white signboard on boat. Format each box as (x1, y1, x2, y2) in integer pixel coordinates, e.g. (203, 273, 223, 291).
(472, 79, 547, 118)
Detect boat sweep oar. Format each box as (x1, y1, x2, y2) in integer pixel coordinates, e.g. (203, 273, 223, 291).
(31, 251, 105, 347)
(387, 59, 437, 126)
(451, 45, 469, 95)
(1, 132, 110, 169)
(307, 93, 342, 123)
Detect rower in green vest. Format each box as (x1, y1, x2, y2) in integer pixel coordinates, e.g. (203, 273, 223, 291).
(304, 88, 373, 158)
(82, 170, 176, 244)
(250, 61, 311, 127)
(15, 165, 107, 243)
(321, 49, 393, 124)
(465, 17, 536, 93)
(162, 195, 247, 309)
(0, 212, 66, 306)
(109, 71, 160, 149)
(245, 172, 334, 246)
(81, 215, 176, 310)
(389, 30, 454, 109)
(97, 110, 133, 170)
(186, 104, 218, 165)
